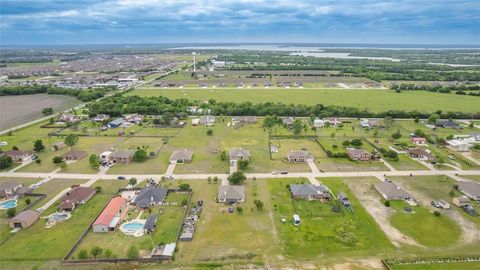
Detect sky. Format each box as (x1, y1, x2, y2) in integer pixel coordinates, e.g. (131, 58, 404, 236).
(1, 0, 479, 45)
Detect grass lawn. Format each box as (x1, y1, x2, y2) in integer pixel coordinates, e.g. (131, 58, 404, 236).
(127, 88, 480, 113)
(389, 200, 461, 247)
(73, 191, 188, 259)
(461, 175, 480, 182)
(389, 262, 480, 270)
(175, 179, 276, 263)
(268, 178, 392, 259)
(389, 175, 480, 227)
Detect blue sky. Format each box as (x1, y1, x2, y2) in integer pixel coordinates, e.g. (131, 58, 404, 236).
(1, 0, 479, 45)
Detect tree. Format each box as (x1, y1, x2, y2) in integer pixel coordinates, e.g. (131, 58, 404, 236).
(11, 145, 19, 150)
(469, 122, 474, 128)
(133, 149, 147, 162)
(237, 159, 249, 171)
(35, 159, 42, 165)
(42, 107, 54, 115)
(254, 199, 264, 211)
(0, 155, 13, 169)
(52, 156, 63, 164)
(64, 134, 78, 148)
(391, 130, 402, 140)
(433, 211, 441, 217)
(181, 198, 188, 206)
(206, 129, 213, 136)
(384, 200, 390, 207)
(95, 186, 103, 193)
(383, 116, 394, 129)
(25, 198, 31, 205)
(90, 246, 102, 259)
(414, 117, 420, 123)
(414, 129, 426, 137)
(228, 171, 246, 185)
(262, 115, 280, 129)
(104, 249, 113, 258)
(236, 206, 243, 214)
(428, 113, 440, 124)
(350, 139, 363, 147)
(6, 208, 16, 218)
(129, 178, 137, 186)
(342, 140, 351, 147)
(89, 154, 100, 170)
(60, 161, 67, 169)
(33, 139, 45, 152)
(78, 249, 89, 259)
(219, 150, 227, 161)
(179, 183, 190, 190)
(162, 111, 174, 125)
(213, 176, 219, 183)
(127, 246, 139, 259)
(292, 119, 303, 135)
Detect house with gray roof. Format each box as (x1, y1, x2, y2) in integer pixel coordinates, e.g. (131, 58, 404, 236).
(289, 184, 331, 201)
(282, 117, 294, 126)
(169, 149, 193, 163)
(218, 185, 245, 203)
(107, 118, 124, 128)
(436, 120, 460, 129)
(229, 148, 250, 161)
(0, 181, 23, 198)
(458, 181, 480, 201)
(374, 181, 411, 200)
(200, 115, 215, 126)
(232, 116, 257, 124)
(133, 187, 167, 208)
(287, 150, 313, 163)
(110, 150, 134, 164)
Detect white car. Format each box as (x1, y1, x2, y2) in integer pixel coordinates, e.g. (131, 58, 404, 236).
(0, 141, 8, 146)
(36, 207, 44, 213)
(271, 171, 279, 175)
(165, 175, 175, 180)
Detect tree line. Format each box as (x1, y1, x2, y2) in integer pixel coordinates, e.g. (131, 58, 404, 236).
(87, 95, 480, 119)
(0, 85, 114, 102)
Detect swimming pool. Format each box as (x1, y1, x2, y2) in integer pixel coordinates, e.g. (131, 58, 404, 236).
(120, 220, 145, 237)
(0, 199, 17, 210)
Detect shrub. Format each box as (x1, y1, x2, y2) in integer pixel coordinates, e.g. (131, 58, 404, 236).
(236, 206, 243, 214)
(433, 211, 441, 217)
(179, 183, 190, 190)
(6, 208, 16, 218)
(78, 249, 89, 259)
(90, 246, 102, 259)
(127, 246, 139, 259)
(206, 129, 213, 136)
(238, 159, 249, 171)
(52, 156, 63, 164)
(384, 200, 391, 207)
(25, 198, 31, 205)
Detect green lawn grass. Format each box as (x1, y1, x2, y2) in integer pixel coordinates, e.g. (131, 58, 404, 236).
(128, 88, 480, 113)
(389, 261, 480, 270)
(268, 178, 392, 259)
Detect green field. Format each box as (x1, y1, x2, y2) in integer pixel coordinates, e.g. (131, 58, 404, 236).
(128, 88, 480, 113)
(389, 261, 480, 270)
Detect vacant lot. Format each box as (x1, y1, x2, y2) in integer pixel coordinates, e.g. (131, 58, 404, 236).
(128, 88, 480, 113)
(0, 94, 80, 130)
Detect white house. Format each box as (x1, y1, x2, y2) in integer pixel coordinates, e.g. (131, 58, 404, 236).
(313, 118, 325, 128)
(446, 139, 471, 152)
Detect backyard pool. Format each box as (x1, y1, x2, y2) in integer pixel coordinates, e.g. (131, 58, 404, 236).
(0, 199, 17, 210)
(120, 220, 145, 237)
(45, 212, 72, 228)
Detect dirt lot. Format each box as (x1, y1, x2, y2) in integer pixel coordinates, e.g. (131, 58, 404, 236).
(0, 94, 79, 130)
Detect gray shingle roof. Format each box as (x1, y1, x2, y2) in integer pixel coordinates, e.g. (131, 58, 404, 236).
(218, 185, 245, 201)
(290, 184, 329, 197)
(458, 181, 480, 198)
(133, 187, 167, 208)
(375, 181, 411, 200)
(170, 149, 193, 161)
(144, 214, 157, 231)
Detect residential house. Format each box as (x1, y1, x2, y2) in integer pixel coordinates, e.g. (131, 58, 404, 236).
(436, 120, 460, 129)
(3, 150, 32, 162)
(453, 196, 470, 207)
(125, 114, 144, 124)
(62, 149, 88, 160)
(59, 114, 79, 123)
(58, 186, 96, 211)
(407, 148, 436, 162)
(132, 187, 167, 208)
(458, 181, 480, 201)
(92, 197, 127, 232)
(200, 115, 215, 126)
(313, 118, 325, 128)
(110, 150, 134, 164)
(218, 185, 245, 203)
(169, 149, 193, 163)
(446, 139, 471, 152)
(92, 114, 110, 122)
(107, 118, 124, 128)
(470, 133, 480, 141)
(374, 181, 411, 200)
(411, 137, 427, 145)
(51, 141, 65, 151)
(338, 192, 351, 207)
(9, 210, 39, 229)
(232, 116, 257, 124)
(324, 117, 342, 127)
(282, 117, 294, 126)
(229, 148, 251, 161)
(0, 181, 23, 198)
(289, 184, 331, 201)
(287, 150, 313, 163)
(144, 214, 157, 234)
(346, 148, 372, 161)
(191, 118, 200, 126)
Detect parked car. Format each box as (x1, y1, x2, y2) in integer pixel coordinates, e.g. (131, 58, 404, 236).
(117, 176, 126, 180)
(431, 200, 441, 208)
(36, 207, 44, 213)
(165, 175, 175, 180)
(271, 171, 279, 175)
(280, 171, 288, 175)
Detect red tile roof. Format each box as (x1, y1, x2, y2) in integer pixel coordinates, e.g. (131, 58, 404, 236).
(93, 197, 126, 226)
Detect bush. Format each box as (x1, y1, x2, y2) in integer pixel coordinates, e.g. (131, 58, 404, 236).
(90, 246, 102, 259)
(433, 211, 441, 217)
(206, 129, 213, 136)
(236, 206, 243, 214)
(238, 159, 249, 171)
(104, 249, 113, 258)
(52, 156, 63, 164)
(127, 246, 139, 259)
(133, 149, 147, 162)
(25, 198, 31, 205)
(95, 186, 103, 193)
(0, 155, 13, 169)
(179, 183, 190, 190)
(181, 198, 188, 206)
(6, 208, 16, 218)
(384, 200, 391, 207)
(254, 199, 264, 211)
(78, 249, 89, 259)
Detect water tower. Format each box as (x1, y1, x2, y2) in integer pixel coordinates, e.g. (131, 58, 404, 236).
(192, 52, 197, 72)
